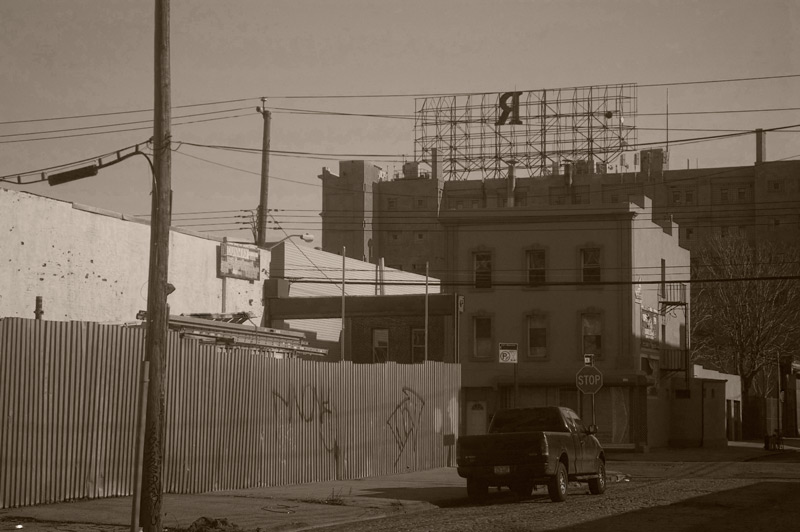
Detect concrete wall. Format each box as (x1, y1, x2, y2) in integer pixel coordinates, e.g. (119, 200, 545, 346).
(669, 378, 727, 448)
(1, 188, 269, 322)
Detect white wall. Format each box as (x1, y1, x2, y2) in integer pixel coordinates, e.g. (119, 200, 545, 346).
(1, 188, 438, 335)
(1, 188, 266, 323)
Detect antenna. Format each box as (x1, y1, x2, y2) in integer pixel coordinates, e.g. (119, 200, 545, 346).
(666, 88, 670, 154)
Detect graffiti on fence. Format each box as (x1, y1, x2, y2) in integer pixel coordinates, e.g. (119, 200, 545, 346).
(386, 387, 425, 466)
(272, 385, 339, 458)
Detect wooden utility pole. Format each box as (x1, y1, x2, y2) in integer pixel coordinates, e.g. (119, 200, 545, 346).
(257, 98, 271, 247)
(140, 1, 172, 530)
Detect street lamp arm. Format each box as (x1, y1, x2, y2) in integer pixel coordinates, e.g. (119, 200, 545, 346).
(264, 232, 314, 250)
(47, 144, 154, 186)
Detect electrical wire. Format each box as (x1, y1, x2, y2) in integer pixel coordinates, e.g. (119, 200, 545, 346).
(0, 106, 251, 140)
(3, 73, 797, 126)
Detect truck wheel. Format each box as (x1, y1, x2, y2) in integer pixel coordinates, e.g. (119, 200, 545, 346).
(589, 459, 606, 495)
(512, 479, 534, 498)
(467, 478, 488, 501)
(548, 462, 568, 502)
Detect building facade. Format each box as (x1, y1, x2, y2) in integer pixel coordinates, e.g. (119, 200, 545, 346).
(439, 195, 690, 450)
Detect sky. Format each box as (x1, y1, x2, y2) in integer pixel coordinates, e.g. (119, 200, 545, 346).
(2, 0, 799, 243)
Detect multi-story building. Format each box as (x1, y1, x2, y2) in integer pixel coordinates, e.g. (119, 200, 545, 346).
(319, 132, 800, 443)
(319, 160, 446, 278)
(439, 195, 689, 450)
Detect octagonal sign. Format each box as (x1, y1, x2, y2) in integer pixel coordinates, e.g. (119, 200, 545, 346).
(576, 365, 603, 394)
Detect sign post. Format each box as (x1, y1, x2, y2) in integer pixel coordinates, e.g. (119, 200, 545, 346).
(499, 343, 519, 407)
(576, 356, 603, 428)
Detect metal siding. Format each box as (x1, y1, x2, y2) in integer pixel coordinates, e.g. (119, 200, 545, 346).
(0, 318, 460, 509)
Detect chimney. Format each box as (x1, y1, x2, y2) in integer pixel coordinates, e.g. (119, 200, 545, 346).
(756, 128, 766, 164)
(507, 163, 516, 207)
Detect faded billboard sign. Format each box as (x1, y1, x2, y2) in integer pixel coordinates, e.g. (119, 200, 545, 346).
(219, 242, 260, 281)
(641, 308, 659, 350)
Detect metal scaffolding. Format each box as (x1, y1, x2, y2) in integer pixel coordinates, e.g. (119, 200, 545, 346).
(414, 83, 638, 181)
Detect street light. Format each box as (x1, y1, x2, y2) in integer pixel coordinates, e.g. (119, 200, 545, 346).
(264, 232, 314, 250)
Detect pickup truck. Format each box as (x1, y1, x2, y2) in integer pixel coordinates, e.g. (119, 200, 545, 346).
(456, 406, 606, 502)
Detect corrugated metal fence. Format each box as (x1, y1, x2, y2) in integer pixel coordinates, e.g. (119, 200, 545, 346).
(0, 318, 460, 509)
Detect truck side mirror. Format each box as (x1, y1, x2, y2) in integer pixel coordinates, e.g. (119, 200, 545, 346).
(587, 424, 598, 435)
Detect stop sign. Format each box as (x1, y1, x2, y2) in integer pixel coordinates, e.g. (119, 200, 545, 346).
(576, 365, 603, 394)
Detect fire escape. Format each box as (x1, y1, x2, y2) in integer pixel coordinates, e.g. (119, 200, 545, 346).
(658, 281, 689, 382)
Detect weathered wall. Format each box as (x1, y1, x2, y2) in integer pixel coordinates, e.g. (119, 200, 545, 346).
(1, 188, 265, 322)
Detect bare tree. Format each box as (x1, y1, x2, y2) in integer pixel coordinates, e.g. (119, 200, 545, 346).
(691, 234, 800, 433)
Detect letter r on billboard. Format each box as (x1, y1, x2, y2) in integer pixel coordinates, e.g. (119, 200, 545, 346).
(496, 91, 523, 126)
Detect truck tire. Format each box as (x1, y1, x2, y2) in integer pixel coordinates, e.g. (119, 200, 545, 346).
(548, 461, 568, 502)
(589, 459, 606, 495)
(467, 478, 488, 501)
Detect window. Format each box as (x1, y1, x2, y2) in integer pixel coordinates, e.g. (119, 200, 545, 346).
(515, 191, 527, 207)
(770, 218, 782, 230)
(473, 316, 493, 359)
(572, 185, 590, 205)
(685, 190, 694, 204)
(671, 190, 681, 204)
(456, 200, 464, 210)
(720, 188, 729, 203)
(415, 198, 426, 209)
(470, 199, 480, 208)
(387, 197, 398, 210)
(581, 248, 601, 283)
(686, 227, 694, 240)
(610, 194, 619, 204)
(497, 193, 507, 207)
(527, 314, 547, 358)
(768, 180, 785, 193)
(411, 263, 426, 274)
(526, 249, 546, 286)
(581, 313, 602, 357)
(411, 329, 425, 363)
(372, 329, 389, 362)
(415, 232, 425, 241)
(549, 187, 567, 205)
(474, 252, 492, 288)
(737, 187, 747, 201)
(390, 232, 400, 241)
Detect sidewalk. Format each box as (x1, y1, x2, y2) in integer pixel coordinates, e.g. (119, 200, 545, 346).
(607, 438, 800, 462)
(1, 468, 463, 532)
(2, 442, 797, 532)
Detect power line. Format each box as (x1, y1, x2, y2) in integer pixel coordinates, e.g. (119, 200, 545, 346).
(0, 97, 259, 126)
(0, 106, 251, 140)
(0, 112, 252, 145)
(4, 73, 797, 126)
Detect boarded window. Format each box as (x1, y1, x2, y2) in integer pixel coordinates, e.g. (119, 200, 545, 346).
(527, 249, 546, 286)
(474, 252, 492, 288)
(474, 316, 492, 359)
(582, 314, 602, 356)
(527, 315, 547, 358)
(581, 248, 601, 283)
(412, 328, 425, 363)
(372, 328, 389, 362)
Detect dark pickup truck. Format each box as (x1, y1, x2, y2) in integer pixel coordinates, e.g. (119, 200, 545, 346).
(456, 406, 606, 502)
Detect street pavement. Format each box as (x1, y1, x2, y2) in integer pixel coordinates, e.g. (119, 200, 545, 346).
(1, 439, 797, 532)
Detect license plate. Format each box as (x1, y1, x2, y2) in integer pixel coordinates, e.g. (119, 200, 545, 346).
(494, 465, 510, 475)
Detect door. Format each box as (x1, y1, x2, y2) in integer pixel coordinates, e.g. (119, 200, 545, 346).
(568, 410, 594, 474)
(466, 401, 487, 436)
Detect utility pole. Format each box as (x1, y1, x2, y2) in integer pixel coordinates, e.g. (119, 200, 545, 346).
(140, 1, 171, 530)
(256, 98, 271, 247)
